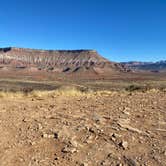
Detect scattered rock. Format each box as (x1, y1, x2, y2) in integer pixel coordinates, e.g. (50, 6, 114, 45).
(100, 159, 110, 165)
(88, 127, 97, 133)
(92, 114, 105, 124)
(42, 132, 58, 139)
(112, 133, 122, 138)
(80, 163, 88, 166)
(61, 146, 77, 154)
(119, 141, 128, 150)
(69, 139, 78, 148)
(38, 123, 43, 130)
(58, 126, 74, 141)
(0, 88, 165, 165)
(164, 150, 166, 156)
(118, 119, 143, 134)
(124, 156, 138, 166)
(85, 135, 94, 144)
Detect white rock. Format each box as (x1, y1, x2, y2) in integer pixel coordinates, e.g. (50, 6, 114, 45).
(120, 141, 128, 150)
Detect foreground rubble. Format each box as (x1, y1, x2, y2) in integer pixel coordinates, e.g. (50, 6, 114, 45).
(0, 90, 165, 166)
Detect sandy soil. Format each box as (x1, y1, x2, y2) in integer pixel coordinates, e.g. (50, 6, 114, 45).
(0, 91, 165, 166)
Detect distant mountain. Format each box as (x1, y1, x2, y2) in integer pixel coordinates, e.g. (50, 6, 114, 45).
(0, 47, 128, 76)
(121, 60, 166, 72)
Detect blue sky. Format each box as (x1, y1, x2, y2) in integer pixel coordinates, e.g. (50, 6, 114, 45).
(0, 0, 166, 62)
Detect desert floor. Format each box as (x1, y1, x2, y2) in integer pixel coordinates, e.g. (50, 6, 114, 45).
(0, 90, 165, 166)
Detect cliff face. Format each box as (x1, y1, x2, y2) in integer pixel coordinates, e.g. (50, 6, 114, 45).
(121, 61, 166, 72)
(0, 47, 127, 73)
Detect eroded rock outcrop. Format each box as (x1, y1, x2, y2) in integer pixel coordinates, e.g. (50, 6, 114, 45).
(0, 47, 128, 74)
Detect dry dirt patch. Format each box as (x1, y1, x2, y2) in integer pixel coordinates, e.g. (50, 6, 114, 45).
(0, 90, 165, 166)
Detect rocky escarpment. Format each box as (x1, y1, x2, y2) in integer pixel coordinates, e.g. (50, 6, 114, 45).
(121, 61, 166, 72)
(0, 47, 128, 74)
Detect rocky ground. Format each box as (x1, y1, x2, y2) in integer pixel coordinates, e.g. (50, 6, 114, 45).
(0, 90, 165, 166)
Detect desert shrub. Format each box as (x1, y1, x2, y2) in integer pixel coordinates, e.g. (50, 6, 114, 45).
(125, 84, 161, 92)
(55, 86, 83, 96)
(47, 67, 54, 71)
(21, 87, 34, 94)
(159, 87, 166, 92)
(125, 85, 143, 92)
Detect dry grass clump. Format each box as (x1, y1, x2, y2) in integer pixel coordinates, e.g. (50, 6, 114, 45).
(54, 86, 84, 96)
(0, 86, 86, 98)
(0, 85, 164, 99)
(0, 91, 25, 98)
(28, 90, 52, 98)
(29, 89, 116, 98)
(28, 86, 88, 98)
(92, 90, 114, 96)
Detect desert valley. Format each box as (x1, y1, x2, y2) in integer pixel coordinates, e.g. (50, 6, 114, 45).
(0, 47, 165, 166)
